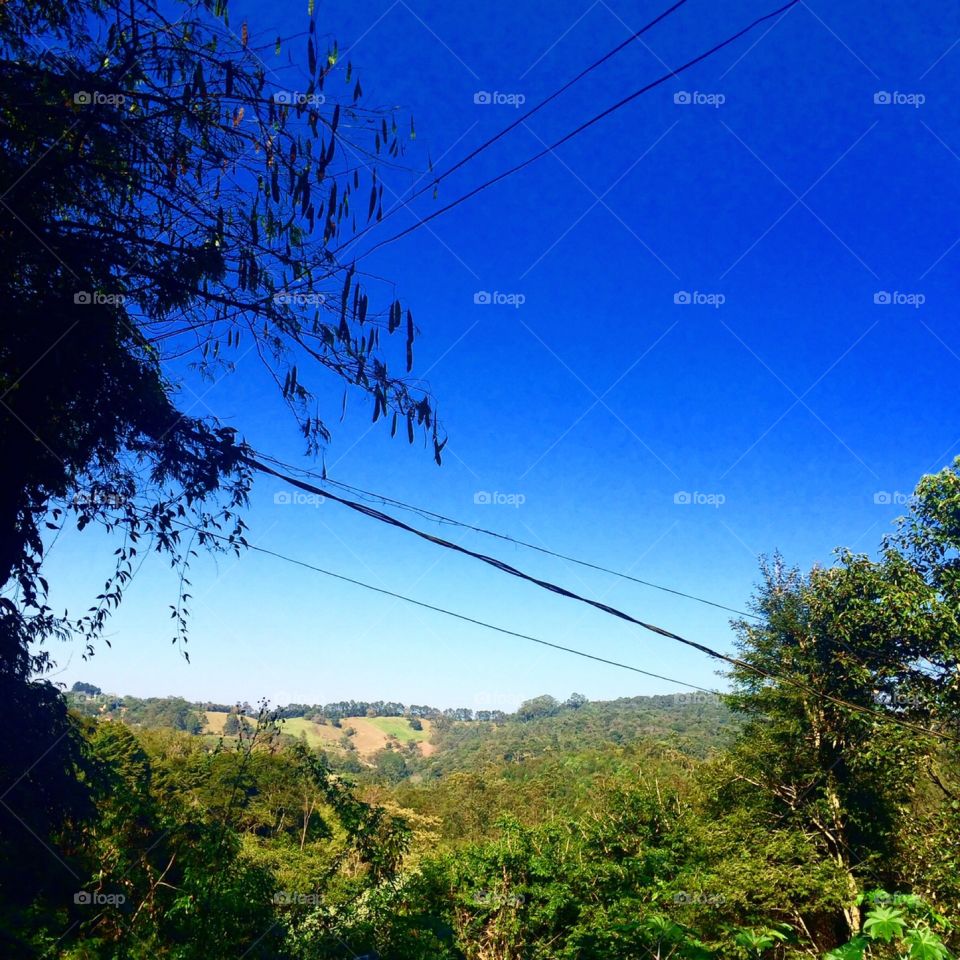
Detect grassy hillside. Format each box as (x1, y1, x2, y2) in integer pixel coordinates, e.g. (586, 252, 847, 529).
(364, 715, 430, 743)
(273, 716, 342, 749)
(198, 713, 436, 759)
(204, 710, 228, 734)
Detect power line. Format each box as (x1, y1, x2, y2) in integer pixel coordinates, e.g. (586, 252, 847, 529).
(332, 0, 689, 257)
(188, 523, 719, 696)
(255, 450, 759, 620)
(243, 453, 960, 747)
(109, 503, 712, 693)
(356, 0, 801, 260)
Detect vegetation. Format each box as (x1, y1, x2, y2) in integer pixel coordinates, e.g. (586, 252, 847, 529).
(4, 461, 953, 957)
(0, 0, 439, 943)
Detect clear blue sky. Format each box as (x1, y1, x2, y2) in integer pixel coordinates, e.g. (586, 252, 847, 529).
(43, 0, 960, 710)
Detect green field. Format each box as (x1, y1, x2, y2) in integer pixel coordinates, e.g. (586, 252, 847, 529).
(363, 716, 430, 743)
(199, 712, 431, 754)
(278, 716, 341, 748)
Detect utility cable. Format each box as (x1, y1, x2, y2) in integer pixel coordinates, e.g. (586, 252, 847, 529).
(332, 0, 690, 256)
(356, 0, 801, 259)
(242, 453, 960, 747)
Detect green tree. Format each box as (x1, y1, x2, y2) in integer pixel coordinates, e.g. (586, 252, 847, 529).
(515, 694, 560, 722)
(724, 535, 957, 942)
(826, 891, 955, 960)
(0, 0, 442, 770)
(222, 710, 252, 737)
(374, 748, 410, 784)
(0, 0, 442, 933)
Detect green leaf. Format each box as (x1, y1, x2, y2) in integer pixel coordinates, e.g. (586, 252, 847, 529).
(905, 927, 949, 960)
(863, 907, 908, 943)
(825, 936, 868, 960)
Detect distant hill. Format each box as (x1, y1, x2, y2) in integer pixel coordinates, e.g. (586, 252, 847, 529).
(410, 693, 735, 779)
(64, 688, 735, 774)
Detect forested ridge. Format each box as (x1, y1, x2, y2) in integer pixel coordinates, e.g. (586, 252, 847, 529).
(19, 515, 960, 960)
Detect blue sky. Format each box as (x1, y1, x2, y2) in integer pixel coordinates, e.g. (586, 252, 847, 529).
(44, 0, 960, 709)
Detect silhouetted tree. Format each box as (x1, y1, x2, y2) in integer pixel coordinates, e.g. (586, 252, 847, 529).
(0, 0, 441, 940)
(1, 0, 443, 674)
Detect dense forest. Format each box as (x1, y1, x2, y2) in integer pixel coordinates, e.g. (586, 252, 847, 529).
(7, 459, 960, 957)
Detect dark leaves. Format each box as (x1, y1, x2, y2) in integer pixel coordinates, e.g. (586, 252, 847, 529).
(388, 300, 401, 334)
(405, 309, 414, 372)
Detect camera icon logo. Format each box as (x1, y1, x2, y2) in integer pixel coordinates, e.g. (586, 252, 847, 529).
(873, 291, 891, 305)
(273, 491, 292, 505)
(873, 491, 892, 505)
(74, 291, 92, 305)
(74, 891, 92, 904)
(673, 291, 691, 305)
(474, 491, 492, 504)
(473, 91, 492, 105)
(74, 91, 92, 105)
(873, 91, 891, 105)
(473, 290, 492, 305)
(673, 91, 692, 105)
(273, 90, 294, 104)
(673, 491, 692, 505)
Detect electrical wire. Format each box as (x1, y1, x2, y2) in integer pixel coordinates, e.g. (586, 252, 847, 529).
(332, 0, 690, 256)
(354, 0, 802, 260)
(255, 450, 760, 620)
(191, 523, 720, 695)
(242, 453, 960, 747)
